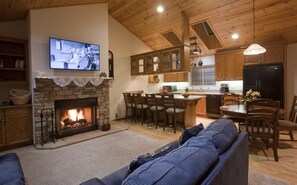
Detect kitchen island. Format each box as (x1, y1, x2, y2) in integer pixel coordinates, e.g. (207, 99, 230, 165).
(155, 94, 203, 128)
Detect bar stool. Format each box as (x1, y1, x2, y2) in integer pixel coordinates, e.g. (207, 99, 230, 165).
(123, 92, 134, 122)
(132, 93, 149, 124)
(146, 93, 165, 129)
(161, 94, 185, 133)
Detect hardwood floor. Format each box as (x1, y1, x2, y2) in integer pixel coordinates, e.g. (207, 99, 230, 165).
(121, 117, 297, 184)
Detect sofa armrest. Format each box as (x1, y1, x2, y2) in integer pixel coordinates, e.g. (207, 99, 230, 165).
(0, 153, 25, 185)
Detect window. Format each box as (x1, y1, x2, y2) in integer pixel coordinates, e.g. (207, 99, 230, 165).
(191, 65, 215, 86)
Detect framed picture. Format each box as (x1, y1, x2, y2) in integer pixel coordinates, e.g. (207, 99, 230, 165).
(0, 59, 3, 68)
(15, 60, 24, 69)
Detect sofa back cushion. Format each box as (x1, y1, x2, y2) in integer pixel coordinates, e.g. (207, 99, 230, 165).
(197, 118, 238, 155)
(123, 138, 218, 185)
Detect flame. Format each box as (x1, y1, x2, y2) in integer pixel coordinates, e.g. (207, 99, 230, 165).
(67, 109, 84, 121)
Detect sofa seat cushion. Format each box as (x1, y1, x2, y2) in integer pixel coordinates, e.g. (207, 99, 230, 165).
(198, 118, 238, 155)
(0, 153, 25, 185)
(123, 139, 218, 185)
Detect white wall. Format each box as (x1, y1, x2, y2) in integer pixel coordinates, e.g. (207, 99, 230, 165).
(108, 16, 162, 119)
(29, 4, 108, 84)
(286, 43, 297, 116)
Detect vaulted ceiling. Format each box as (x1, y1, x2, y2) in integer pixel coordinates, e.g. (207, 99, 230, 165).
(1, 0, 297, 55)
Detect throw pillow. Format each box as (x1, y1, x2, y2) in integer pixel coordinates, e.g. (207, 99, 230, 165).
(127, 140, 179, 175)
(128, 153, 154, 174)
(179, 123, 204, 145)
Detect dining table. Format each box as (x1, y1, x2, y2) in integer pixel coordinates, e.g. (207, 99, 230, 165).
(220, 104, 286, 119)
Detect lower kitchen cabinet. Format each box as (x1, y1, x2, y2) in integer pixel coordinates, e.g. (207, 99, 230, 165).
(196, 96, 207, 117)
(0, 105, 33, 151)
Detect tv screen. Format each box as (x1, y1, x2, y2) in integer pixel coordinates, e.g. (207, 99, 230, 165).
(49, 37, 100, 71)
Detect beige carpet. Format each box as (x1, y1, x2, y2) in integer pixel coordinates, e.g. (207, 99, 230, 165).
(0, 130, 166, 185)
(1, 127, 294, 185)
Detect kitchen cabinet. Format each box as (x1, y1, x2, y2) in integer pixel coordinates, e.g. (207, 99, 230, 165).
(0, 38, 28, 84)
(131, 54, 145, 75)
(244, 42, 285, 66)
(196, 96, 206, 117)
(215, 51, 244, 81)
(0, 105, 33, 151)
(145, 52, 161, 74)
(163, 72, 188, 82)
(131, 45, 190, 75)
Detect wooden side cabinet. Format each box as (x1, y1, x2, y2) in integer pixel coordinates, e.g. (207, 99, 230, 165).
(0, 105, 32, 151)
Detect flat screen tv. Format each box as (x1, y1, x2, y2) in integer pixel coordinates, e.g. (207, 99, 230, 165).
(49, 37, 100, 71)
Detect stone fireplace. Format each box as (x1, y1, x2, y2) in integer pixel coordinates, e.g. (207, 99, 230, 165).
(34, 77, 110, 144)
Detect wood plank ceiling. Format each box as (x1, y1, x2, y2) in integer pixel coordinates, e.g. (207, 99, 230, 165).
(1, 0, 297, 56)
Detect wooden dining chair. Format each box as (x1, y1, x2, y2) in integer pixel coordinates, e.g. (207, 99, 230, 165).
(221, 92, 245, 125)
(161, 94, 185, 133)
(278, 95, 297, 140)
(246, 98, 280, 162)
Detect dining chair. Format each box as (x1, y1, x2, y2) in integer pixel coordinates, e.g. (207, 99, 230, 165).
(146, 93, 165, 129)
(132, 93, 149, 124)
(221, 92, 245, 125)
(161, 94, 185, 133)
(278, 95, 297, 140)
(123, 92, 134, 122)
(246, 98, 280, 162)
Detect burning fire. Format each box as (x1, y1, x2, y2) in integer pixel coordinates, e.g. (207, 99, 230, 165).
(68, 109, 84, 121)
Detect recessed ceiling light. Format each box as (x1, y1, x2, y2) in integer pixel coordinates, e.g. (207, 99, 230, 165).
(232, 33, 239, 39)
(157, 5, 164, 13)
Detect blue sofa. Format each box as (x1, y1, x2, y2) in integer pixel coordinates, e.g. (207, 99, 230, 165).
(0, 153, 25, 185)
(81, 118, 249, 185)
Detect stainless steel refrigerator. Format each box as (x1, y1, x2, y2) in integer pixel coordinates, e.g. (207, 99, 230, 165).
(243, 64, 284, 107)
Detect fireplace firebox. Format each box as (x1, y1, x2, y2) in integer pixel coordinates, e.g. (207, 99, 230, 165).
(54, 98, 98, 138)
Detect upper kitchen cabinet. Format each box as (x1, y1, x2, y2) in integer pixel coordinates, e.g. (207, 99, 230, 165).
(215, 50, 244, 81)
(163, 72, 188, 82)
(244, 41, 286, 65)
(145, 52, 161, 74)
(131, 54, 145, 75)
(131, 45, 190, 75)
(0, 38, 28, 84)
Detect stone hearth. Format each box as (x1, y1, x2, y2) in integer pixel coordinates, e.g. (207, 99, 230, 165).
(34, 77, 110, 144)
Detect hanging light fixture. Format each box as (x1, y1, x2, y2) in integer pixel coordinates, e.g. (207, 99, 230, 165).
(244, 0, 266, 55)
(190, 37, 202, 55)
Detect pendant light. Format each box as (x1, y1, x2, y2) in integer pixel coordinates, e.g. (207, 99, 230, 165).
(244, 0, 266, 55)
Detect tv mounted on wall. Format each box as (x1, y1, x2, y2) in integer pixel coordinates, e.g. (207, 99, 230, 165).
(49, 37, 100, 71)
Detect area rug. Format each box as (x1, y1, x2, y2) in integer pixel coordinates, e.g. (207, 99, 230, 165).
(0, 131, 166, 185)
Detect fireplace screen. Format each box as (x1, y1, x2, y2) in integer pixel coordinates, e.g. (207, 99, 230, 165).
(55, 98, 98, 138)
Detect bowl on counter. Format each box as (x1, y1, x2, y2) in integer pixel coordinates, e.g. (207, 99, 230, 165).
(182, 93, 190, 98)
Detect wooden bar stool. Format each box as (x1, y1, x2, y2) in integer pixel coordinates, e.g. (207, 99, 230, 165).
(132, 93, 149, 124)
(161, 94, 185, 133)
(146, 93, 165, 129)
(123, 92, 134, 122)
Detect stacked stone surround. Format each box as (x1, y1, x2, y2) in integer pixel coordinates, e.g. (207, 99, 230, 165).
(34, 77, 110, 144)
